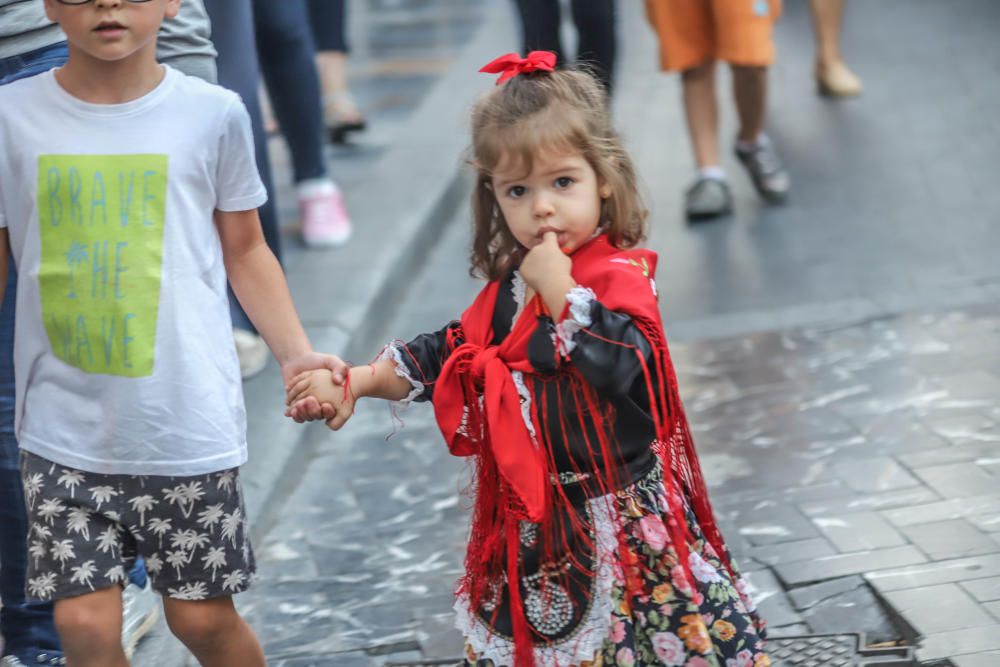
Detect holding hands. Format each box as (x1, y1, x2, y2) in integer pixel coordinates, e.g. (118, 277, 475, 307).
(283, 233, 577, 430)
(284, 358, 413, 430)
(285, 368, 356, 430)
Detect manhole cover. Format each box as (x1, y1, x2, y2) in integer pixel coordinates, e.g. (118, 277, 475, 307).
(384, 635, 915, 667)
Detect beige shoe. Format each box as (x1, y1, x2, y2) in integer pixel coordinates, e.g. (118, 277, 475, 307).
(816, 61, 863, 97)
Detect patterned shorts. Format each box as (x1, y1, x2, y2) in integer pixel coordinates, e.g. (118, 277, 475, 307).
(19, 450, 256, 603)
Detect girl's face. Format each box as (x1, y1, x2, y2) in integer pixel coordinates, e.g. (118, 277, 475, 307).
(492, 149, 609, 255)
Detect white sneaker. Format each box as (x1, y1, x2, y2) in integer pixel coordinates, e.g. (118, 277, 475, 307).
(234, 329, 270, 380)
(121, 579, 159, 659)
(298, 178, 352, 247)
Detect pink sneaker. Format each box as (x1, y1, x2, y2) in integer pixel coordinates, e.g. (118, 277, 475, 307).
(298, 179, 352, 247)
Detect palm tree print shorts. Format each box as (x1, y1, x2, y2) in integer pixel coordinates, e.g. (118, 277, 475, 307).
(19, 450, 256, 603)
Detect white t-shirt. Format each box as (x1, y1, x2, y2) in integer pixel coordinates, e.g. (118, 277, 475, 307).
(0, 66, 267, 476)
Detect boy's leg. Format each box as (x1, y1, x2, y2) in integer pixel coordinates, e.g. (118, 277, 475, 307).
(680, 61, 735, 220)
(134, 466, 258, 664)
(713, 0, 778, 142)
(731, 62, 789, 203)
(53, 588, 127, 667)
(644, 0, 732, 219)
(162, 596, 264, 667)
(713, 0, 790, 203)
(681, 61, 720, 170)
(731, 65, 767, 144)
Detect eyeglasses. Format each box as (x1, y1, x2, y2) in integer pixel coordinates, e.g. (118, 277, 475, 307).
(54, 0, 154, 5)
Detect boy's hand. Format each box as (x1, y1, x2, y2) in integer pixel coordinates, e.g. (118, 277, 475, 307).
(519, 231, 575, 320)
(285, 369, 356, 430)
(281, 352, 349, 386)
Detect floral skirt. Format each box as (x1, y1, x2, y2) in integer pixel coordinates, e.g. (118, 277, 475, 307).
(458, 466, 769, 666)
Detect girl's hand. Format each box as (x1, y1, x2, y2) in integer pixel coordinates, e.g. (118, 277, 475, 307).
(520, 232, 576, 320)
(519, 231, 571, 293)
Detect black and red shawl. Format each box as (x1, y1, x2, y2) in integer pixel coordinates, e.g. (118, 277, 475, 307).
(432, 235, 730, 666)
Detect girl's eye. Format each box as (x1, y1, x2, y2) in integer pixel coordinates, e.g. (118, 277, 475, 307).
(554, 177, 574, 189)
(507, 185, 526, 198)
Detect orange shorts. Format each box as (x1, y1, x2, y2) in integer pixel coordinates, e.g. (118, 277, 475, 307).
(645, 0, 783, 72)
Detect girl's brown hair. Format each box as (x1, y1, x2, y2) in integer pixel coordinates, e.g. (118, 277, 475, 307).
(468, 66, 647, 280)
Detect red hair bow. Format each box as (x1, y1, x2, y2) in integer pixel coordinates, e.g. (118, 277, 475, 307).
(479, 50, 557, 85)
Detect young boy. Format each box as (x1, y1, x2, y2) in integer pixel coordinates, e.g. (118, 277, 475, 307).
(645, 0, 791, 220)
(0, 1, 346, 665)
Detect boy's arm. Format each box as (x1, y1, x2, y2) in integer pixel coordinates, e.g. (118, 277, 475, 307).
(215, 208, 347, 384)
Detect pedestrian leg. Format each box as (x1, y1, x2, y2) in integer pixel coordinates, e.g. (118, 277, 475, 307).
(732, 65, 790, 203)
(681, 60, 721, 169)
(512, 0, 564, 63)
(731, 65, 767, 144)
(570, 0, 616, 93)
(53, 589, 127, 667)
(254, 0, 353, 247)
(163, 596, 265, 667)
(810, 0, 862, 95)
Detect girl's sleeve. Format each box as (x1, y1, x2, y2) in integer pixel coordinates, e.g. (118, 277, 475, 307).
(550, 287, 654, 397)
(376, 322, 461, 403)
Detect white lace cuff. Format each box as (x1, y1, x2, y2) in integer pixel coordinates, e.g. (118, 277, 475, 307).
(376, 342, 424, 405)
(553, 287, 596, 355)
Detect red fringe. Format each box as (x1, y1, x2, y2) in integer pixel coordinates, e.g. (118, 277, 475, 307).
(449, 313, 733, 665)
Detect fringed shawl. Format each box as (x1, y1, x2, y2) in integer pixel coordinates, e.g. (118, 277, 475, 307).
(432, 235, 730, 666)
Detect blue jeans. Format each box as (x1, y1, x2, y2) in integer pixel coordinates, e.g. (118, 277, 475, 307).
(253, 0, 329, 183)
(307, 0, 349, 53)
(203, 0, 283, 333)
(0, 42, 69, 665)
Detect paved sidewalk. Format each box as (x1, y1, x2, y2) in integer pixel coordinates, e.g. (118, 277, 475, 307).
(683, 305, 1000, 665)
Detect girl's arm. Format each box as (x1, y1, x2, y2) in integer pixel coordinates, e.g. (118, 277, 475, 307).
(285, 360, 412, 430)
(349, 360, 413, 401)
(565, 299, 654, 396)
(530, 289, 654, 398)
(217, 208, 349, 384)
(286, 323, 459, 426)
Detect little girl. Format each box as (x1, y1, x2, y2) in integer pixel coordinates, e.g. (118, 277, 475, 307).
(287, 51, 769, 667)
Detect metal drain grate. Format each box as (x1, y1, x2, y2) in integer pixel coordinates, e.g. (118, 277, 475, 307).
(768, 634, 915, 666)
(385, 634, 915, 667)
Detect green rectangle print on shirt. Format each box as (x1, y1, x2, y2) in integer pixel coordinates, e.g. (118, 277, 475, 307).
(37, 154, 168, 377)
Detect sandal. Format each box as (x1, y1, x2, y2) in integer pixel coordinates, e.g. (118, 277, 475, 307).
(324, 92, 367, 143)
